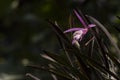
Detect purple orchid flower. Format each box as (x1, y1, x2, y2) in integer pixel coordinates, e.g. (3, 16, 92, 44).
(64, 10, 96, 44)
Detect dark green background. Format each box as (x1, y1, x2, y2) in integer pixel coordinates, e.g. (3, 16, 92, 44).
(0, 0, 120, 80)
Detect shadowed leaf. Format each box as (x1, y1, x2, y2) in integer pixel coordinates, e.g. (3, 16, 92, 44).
(87, 16, 120, 58)
(78, 51, 120, 80)
(47, 20, 71, 45)
(42, 50, 72, 67)
(27, 65, 73, 80)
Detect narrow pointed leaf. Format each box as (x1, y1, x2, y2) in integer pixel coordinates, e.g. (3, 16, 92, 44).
(67, 47, 91, 79)
(103, 44, 120, 68)
(47, 20, 71, 45)
(87, 16, 120, 57)
(87, 16, 120, 69)
(27, 65, 73, 80)
(42, 50, 72, 67)
(56, 34, 74, 67)
(78, 53, 120, 80)
(41, 56, 89, 80)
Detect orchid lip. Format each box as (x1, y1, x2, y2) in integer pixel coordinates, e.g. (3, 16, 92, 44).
(64, 26, 95, 44)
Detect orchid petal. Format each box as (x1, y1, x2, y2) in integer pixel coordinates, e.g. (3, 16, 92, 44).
(64, 28, 84, 33)
(72, 39, 77, 44)
(81, 29, 88, 34)
(88, 24, 96, 28)
(74, 10, 87, 28)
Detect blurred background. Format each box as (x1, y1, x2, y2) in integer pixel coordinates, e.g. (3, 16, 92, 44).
(0, 0, 120, 80)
